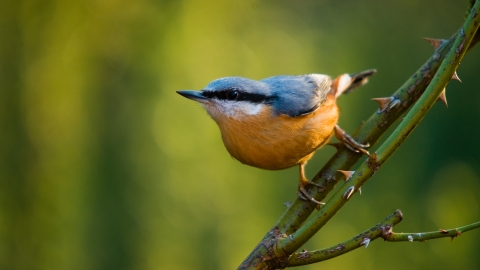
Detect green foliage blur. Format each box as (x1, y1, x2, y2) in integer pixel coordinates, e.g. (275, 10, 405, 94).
(1, 0, 480, 269)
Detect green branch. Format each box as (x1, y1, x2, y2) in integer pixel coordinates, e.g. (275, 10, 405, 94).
(272, 16, 480, 239)
(287, 210, 403, 267)
(265, 34, 458, 253)
(276, 0, 480, 256)
(287, 216, 480, 268)
(272, 3, 480, 241)
(384, 221, 480, 242)
(239, 2, 480, 269)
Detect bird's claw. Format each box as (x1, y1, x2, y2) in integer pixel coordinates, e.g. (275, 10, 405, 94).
(298, 187, 325, 205)
(297, 165, 325, 205)
(334, 125, 370, 156)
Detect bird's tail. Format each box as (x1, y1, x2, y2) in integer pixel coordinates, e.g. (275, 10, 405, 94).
(332, 69, 376, 99)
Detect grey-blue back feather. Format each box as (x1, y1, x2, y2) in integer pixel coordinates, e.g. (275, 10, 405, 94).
(261, 74, 331, 117)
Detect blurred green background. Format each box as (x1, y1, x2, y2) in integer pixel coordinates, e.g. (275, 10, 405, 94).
(1, 0, 480, 269)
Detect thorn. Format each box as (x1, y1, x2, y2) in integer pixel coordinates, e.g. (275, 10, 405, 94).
(343, 186, 355, 200)
(337, 170, 355, 181)
(408, 235, 414, 242)
(283, 201, 292, 208)
(440, 229, 448, 234)
(372, 97, 392, 112)
(423, 37, 445, 49)
(297, 249, 311, 259)
(361, 238, 371, 248)
(371, 97, 400, 113)
(358, 186, 362, 195)
(451, 71, 462, 82)
(437, 88, 448, 108)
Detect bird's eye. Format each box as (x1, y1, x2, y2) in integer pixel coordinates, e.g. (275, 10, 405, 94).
(226, 90, 239, 100)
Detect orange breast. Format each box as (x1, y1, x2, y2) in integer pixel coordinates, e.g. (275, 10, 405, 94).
(215, 95, 339, 170)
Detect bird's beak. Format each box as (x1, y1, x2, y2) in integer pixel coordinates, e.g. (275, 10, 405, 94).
(176, 90, 207, 103)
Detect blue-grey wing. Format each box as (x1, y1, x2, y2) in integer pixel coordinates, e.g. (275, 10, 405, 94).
(261, 74, 332, 117)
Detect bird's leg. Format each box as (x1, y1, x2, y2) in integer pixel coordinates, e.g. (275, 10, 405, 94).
(334, 125, 370, 156)
(297, 163, 325, 205)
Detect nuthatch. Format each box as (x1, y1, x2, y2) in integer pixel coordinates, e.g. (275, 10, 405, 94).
(177, 69, 375, 204)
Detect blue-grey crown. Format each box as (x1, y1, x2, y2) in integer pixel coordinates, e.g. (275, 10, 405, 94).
(202, 77, 272, 104)
(201, 75, 329, 117)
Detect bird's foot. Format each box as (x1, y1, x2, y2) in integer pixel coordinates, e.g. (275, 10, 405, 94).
(334, 125, 370, 156)
(297, 164, 325, 205)
(298, 188, 325, 205)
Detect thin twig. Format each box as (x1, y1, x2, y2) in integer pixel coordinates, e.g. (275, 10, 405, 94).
(288, 218, 480, 267)
(287, 210, 403, 267)
(384, 221, 480, 242)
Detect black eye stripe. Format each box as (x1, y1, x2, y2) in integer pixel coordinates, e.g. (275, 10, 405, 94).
(238, 93, 268, 102)
(202, 88, 270, 103)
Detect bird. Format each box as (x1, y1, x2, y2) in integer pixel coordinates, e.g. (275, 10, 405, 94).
(177, 69, 375, 204)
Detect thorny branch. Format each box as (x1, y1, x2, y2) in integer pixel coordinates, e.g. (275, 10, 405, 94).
(383, 221, 480, 243)
(239, 1, 480, 269)
(276, 0, 480, 257)
(288, 215, 480, 267)
(287, 210, 403, 267)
